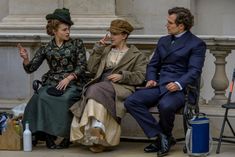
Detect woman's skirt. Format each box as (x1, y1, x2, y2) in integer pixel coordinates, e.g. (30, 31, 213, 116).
(70, 99, 121, 146)
(85, 81, 119, 122)
(23, 84, 81, 138)
(71, 70, 121, 146)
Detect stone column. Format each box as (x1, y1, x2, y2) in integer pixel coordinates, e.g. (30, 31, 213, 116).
(0, 0, 141, 34)
(199, 77, 206, 106)
(208, 49, 231, 106)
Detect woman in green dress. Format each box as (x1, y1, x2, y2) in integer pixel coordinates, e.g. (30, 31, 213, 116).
(18, 8, 87, 149)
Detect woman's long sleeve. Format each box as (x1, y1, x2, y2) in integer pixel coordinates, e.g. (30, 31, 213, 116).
(118, 53, 148, 85)
(87, 43, 105, 74)
(23, 46, 46, 74)
(73, 39, 87, 78)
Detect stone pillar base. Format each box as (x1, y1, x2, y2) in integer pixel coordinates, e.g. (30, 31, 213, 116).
(208, 98, 227, 106)
(199, 97, 207, 106)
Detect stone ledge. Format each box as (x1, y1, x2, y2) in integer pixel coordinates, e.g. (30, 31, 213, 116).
(1, 99, 235, 117)
(0, 100, 27, 111)
(2, 100, 235, 139)
(0, 33, 235, 47)
(0, 15, 143, 34)
(200, 104, 235, 117)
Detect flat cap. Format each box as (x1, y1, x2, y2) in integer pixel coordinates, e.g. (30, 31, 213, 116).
(107, 19, 134, 34)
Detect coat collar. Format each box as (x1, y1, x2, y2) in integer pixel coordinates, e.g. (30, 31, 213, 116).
(113, 45, 140, 71)
(170, 31, 192, 52)
(102, 45, 140, 72)
(46, 38, 74, 50)
(162, 31, 192, 60)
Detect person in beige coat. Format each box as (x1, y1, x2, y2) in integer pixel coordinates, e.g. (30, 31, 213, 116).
(70, 19, 148, 152)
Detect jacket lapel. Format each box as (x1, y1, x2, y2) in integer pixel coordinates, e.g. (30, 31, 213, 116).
(170, 31, 191, 52)
(161, 35, 172, 60)
(162, 31, 192, 61)
(96, 46, 112, 77)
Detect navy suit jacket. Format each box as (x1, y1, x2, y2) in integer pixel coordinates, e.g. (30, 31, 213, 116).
(146, 31, 206, 95)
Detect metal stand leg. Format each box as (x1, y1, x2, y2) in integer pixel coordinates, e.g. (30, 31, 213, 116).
(216, 108, 229, 154)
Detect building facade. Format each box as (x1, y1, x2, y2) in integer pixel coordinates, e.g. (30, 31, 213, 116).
(0, 0, 235, 138)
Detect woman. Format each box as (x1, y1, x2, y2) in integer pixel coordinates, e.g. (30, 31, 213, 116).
(70, 19, 148, 152)
(18, 8, 87, 149)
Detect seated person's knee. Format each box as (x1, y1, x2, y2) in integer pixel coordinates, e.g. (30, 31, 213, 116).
(158, 102, 175, 114)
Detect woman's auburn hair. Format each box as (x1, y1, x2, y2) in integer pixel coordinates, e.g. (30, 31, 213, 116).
(46, 19, 64, 36)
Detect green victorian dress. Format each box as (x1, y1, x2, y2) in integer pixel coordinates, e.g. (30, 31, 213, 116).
(22, 38, 87, 138)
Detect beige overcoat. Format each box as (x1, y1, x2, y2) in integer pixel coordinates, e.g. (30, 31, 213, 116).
(71, 44, 148, 119)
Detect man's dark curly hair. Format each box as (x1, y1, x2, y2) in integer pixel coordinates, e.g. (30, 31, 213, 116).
(168, 7, 194, 31)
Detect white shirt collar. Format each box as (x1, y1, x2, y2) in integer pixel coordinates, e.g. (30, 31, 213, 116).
(175, 31, 186, 38)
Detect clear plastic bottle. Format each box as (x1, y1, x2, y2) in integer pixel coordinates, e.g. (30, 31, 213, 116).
(23, 121, 32, 151)
(19, 119, 23, 136)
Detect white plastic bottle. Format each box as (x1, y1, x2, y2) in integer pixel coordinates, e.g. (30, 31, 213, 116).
(23, 121, 32, 152)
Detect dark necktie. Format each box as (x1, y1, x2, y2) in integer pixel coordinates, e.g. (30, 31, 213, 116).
(171, 35, 179, 45)
(171, 35, 175, 44)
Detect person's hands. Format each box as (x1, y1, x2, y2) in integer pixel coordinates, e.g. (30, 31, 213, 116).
(17, 43, 29, 60)
(166, 82, 180, 92)
(56, 78, 70, 90)
(146, 80, 157, 88)
(107, 74, 123, 82)
(99, 33, 111, 45)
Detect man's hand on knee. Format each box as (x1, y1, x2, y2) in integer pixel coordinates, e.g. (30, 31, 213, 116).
(166, 82, 180, 92)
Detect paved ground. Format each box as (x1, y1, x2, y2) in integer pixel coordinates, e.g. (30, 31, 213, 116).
(0, 141, 235, 157)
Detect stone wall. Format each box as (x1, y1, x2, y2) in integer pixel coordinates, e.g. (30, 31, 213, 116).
(0, 0, 8, 20)
(1, 0, 235, 35)
(1, 0, 235, 139)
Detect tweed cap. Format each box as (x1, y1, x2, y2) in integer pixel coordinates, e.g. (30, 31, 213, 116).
(46, 8, 74, 25)
(107, 19, 134, 34)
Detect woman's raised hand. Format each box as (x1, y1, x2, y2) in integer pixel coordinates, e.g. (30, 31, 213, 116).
(99, 33, 111, 45)
(17, 43, 29, 60)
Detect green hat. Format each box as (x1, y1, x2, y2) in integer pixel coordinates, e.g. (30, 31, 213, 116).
(46, 8, 74, 25)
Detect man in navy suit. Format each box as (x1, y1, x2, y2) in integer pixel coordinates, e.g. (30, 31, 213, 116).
(124, 7, 206, 157)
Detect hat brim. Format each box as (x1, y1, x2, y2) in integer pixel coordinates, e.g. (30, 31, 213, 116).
(46, 14, 74, 26)
(107, 28, 124, 34)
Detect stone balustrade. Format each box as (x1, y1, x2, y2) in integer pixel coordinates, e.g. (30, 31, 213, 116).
(0, 33, 235, 111)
